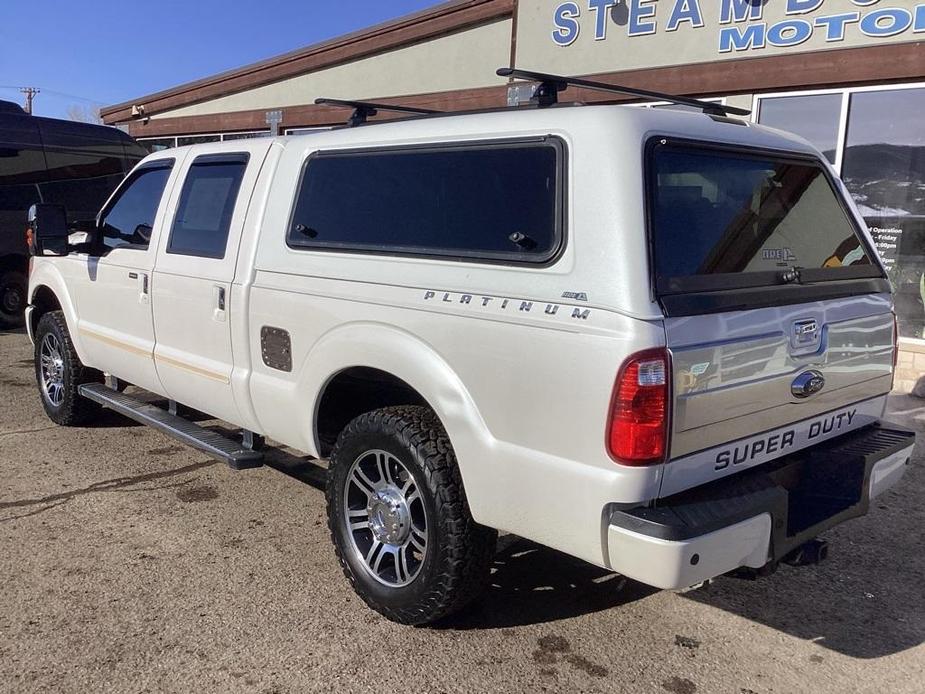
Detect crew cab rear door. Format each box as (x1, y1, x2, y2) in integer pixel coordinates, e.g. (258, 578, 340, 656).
(151, 143, 269, 426)
(648, 140, 894, 497)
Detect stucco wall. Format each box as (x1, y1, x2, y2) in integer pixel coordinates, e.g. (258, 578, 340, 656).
(153, 19, 512, 119)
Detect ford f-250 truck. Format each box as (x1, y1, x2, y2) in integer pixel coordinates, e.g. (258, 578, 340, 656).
(24, 71, 915, 625)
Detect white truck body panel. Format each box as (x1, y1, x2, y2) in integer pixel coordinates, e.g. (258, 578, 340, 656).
(26, 104, 912, 581)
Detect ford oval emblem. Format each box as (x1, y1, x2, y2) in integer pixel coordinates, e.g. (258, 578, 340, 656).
(792, 370, 826, 399)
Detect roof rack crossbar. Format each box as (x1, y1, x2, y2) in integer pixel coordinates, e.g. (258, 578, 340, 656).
(496, 67, 751, 117)
(314, 97, 442, 127)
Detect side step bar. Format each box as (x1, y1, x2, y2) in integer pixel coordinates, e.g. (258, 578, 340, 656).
(78, 383, 264, 470)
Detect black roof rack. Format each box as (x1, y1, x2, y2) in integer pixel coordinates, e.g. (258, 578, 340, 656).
(497, 67, 751, 117)
(314, 98, 442, 127)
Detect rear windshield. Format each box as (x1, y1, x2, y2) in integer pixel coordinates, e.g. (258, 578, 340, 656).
(650, 143, 882, 293)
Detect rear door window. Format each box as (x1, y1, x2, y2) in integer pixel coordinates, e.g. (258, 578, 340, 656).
(649, 142, 882, 295)
(167, 154, 248, 259)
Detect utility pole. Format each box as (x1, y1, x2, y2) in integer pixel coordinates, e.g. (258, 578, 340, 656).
(20, 87, 39, 114)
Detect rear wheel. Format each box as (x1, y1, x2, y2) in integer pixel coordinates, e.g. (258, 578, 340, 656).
(34, 311, 101, 425)
(0, 270, 27, 329)
(326, 406, 496, 625)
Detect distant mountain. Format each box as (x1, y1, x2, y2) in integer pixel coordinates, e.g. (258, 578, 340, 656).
(842, 144, 925, 217)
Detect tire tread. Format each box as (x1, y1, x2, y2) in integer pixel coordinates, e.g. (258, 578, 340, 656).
(34, 310, 101, 426)
(326, 405, 496, 625)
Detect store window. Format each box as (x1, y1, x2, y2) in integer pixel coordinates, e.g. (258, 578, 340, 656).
(139, 138, 176, 153)
(222, 131, 269, 141)
(285, 127, 329, 136)
(843, 88, 925, 339)
(177, 134, 221, 147)
(758, 94, 842, 164)
(756, 85, 925, 340)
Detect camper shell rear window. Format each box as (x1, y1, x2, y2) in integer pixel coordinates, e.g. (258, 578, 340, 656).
(647, 139, 888, 313)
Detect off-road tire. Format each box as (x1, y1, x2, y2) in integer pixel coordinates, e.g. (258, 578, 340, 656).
(326, 405, 497, 625)
(0, 270, 27, 329)
(34, 310, 102, 426)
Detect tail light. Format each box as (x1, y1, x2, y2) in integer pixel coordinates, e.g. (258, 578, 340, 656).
(25, 227, 34, 276)
(607, 348, 670, 466)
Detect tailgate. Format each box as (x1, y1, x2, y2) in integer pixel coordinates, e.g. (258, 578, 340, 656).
(661, 296, 894, 496)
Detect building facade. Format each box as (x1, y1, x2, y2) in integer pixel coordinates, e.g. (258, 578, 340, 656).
(101, 0, 925, 391)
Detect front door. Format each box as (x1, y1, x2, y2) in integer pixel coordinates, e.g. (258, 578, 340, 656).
(152, 150, 259, 427)
(71, 157, 180, 394)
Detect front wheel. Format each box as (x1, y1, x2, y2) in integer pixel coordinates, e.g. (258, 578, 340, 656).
(326, 406, 496, 625)
(34, 310, 101, 425)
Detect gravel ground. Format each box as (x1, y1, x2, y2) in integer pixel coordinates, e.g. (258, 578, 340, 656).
(0, 328, 923, 693)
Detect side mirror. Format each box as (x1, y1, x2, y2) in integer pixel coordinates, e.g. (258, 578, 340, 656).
(67, 219, 99, 251)
(27, 204, 69, 256)
(69, 218, 98, 234)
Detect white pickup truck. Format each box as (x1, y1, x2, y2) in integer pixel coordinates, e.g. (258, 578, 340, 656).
(25, 73, 915, 625)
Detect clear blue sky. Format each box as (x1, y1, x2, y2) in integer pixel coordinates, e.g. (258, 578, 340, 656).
(0, 0, 443, 120)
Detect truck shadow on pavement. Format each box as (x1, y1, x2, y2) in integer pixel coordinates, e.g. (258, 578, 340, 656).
(444, 536, 659, 630)
(262, 448, 660, 627)
(685, 410, 924, 659)
(682, 539, 925, 660)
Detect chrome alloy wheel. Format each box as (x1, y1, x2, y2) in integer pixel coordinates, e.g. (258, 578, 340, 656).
(343, 449, 428, 587)
(39, 333, 66, 407)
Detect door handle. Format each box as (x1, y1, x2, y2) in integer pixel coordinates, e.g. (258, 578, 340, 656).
(136, 272, 149, 304)
(213, 285, 227, 322)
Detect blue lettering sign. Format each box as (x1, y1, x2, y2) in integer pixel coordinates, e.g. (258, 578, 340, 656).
(589, 0, 616, 40)
(767, 18, 813, 46)
(860, 7, 913, 37)
(718, 23, 766, 52)
(786, 0, 823, 14)
(549, 0, 925, 51)
(552, 2, 581, 46)
(629, 0, 657, 36)
(667, 0, 704, 32)
(720, 0, 762, 24)
(814, 12, 860, 41)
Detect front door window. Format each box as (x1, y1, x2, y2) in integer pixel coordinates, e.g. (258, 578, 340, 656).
(98, 162, 173, 251)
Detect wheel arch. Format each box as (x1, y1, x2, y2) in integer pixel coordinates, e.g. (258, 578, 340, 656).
(297, 322, 496, 517)
(27, 263, 86, 360)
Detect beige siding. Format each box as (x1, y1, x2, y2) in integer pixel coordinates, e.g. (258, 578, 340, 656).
(154, 19, 512, 119)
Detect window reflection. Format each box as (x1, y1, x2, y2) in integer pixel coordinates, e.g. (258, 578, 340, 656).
(843, 88, 925, 339)
(758, 94, 842, 164)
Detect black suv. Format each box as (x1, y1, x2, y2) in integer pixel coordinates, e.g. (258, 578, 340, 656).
(0, 100, 146, 327)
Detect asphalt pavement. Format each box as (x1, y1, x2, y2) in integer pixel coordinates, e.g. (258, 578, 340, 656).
(1, 328, 923, 693)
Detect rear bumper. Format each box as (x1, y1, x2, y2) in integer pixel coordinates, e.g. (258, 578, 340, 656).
(607, 423, 915, 589)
